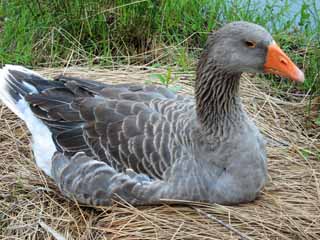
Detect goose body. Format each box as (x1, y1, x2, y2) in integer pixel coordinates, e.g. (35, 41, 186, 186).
(0, 22, 304, 206)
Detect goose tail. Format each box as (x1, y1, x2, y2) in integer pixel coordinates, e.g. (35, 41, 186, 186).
(0, 65, 42, 118)
(0, 65, 56, 176)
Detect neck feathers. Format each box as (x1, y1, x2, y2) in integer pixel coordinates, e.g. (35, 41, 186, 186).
(195, 51, 242, 135)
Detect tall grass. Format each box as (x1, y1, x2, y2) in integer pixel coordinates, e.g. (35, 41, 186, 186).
(0, 0, 319, 92)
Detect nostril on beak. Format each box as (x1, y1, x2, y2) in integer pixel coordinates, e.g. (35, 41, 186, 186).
(280, 57, 288, 65)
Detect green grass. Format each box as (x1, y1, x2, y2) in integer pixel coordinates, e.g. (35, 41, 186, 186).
(0, 0, 319, 93)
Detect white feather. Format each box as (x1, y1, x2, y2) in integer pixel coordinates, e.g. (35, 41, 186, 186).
(0, 65, 56, 176)
(0, 68, 23, 118)
(16, 99, 55, 176)
(4, 64, 43, 78)
(23, 81, 38, 93)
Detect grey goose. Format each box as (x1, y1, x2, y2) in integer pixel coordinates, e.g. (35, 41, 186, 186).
(0, 22, 304, 206)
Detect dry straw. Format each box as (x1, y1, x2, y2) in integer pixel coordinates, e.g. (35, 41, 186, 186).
(0, 66, 319, 239)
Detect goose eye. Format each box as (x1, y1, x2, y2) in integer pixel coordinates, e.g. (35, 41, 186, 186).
(245, 41, 256, 48)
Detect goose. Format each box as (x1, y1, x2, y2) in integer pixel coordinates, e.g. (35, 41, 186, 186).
(0, 22, 304, 206)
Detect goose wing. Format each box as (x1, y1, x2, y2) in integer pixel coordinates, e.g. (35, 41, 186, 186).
(25, 75, 194, 180)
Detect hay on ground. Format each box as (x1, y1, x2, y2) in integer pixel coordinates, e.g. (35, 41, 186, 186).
(0, 66, 319, 240)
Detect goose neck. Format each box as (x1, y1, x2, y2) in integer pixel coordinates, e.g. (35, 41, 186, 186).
(195, 60, 243, 134)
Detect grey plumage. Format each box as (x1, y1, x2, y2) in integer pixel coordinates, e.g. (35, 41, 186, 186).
(0, 22, 277, 206)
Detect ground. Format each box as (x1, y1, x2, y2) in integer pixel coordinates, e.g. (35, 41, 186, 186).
(0, 67, 319, 239)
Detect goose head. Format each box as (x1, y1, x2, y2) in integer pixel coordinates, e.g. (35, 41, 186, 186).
(205, 21, 304, 82)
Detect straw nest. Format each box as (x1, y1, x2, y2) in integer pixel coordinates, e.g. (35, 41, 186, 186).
(0, 66, 319, 240)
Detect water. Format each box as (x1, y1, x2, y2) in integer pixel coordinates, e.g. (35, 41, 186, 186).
(249, 0, 318, 30)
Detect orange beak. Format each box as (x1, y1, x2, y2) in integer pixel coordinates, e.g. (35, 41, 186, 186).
(264, 42, 304, 83)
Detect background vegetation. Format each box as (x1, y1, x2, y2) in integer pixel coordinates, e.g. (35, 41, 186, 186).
(0, 0, 319, 93)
